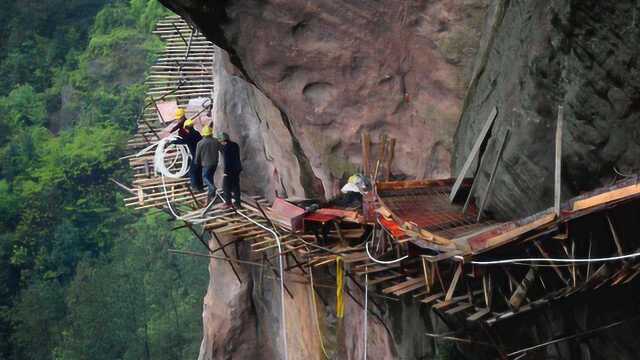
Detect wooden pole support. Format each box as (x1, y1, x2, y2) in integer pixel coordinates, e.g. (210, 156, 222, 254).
(476, 129, 510, 222)
(361, 131, 371, 176)
(554, 105, 563, 217)
(450, 107, 498, 202)
(378, 134, 388, 174)
(509, 267, 537, 310)
(384, 138, 396, 181)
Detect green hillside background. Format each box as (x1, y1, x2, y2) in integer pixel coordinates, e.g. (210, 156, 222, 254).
(0, 1, 207, 358)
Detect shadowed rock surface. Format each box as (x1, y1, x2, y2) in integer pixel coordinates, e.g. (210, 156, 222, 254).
(454, 0, 640, 220)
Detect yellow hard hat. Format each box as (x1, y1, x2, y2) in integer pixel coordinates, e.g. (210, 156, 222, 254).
(183, 118, 195, 128)
(175, 108, 186, 119)
(201, 126, 213, 136)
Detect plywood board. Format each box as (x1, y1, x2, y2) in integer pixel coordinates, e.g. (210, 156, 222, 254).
(572, 183, 640, 211)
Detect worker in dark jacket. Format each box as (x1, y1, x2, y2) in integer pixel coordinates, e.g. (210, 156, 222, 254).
(195, 125, 220, 203)
(218, 132, 242, 208)
(170, 118, 203, 191)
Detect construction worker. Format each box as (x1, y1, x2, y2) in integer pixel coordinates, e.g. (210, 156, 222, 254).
(195, 125, 220, 203)
(170, 118, 203, 191)
(218, 132, 242, 208)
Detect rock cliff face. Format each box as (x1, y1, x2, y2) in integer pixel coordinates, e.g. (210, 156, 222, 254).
(160, 0, 489, 198)
(156, 1, 640, 359)
(454, 0, 640, 219)
(197, 53, 440, 359)
(210, 47, 311, 201)
(198, 235, 429, 360)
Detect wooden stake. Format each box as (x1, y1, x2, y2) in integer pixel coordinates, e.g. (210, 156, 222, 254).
(482, 272, 492, 309)
(606, 214, 624, 256)
(554, 105, 563, 217)
(384, 138, 396, 181)
(361, 131, 371, 176)
(476, 129, 510, 222)
(509, 267, 537, 310)
(450, 107, 498, 202)
(378, 134, 388, 173)
(445, 262, 463, 301)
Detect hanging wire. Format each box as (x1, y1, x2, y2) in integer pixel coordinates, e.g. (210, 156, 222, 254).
(363, 265, 369, 360)
(459, 250, 640, 266)
(365, 226, 408, 265)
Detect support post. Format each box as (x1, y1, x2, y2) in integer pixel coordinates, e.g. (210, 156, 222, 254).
(554, 105, 563, 217)
(445, 262, 463, 301)
(378, 134, 388, 169)
(210, 231, 243, 284)
(421, 256, 431, 294)
(509, 267, 537, 310)
(483, 272, 492, 309)
(476, 129, 510, 222)
(384, 138, 396, 181)
(361, 131, 371, 176)
(450, 107, 498, 202)
(606, 214, 624, 256)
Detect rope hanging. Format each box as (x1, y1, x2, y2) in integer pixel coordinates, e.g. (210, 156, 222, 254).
(308, 264, 329, 359)
(363, 265, 368, 360)
(336, 256, 345, 319)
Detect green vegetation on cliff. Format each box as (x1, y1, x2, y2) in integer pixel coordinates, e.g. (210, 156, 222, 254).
(0, 1, 207, 359)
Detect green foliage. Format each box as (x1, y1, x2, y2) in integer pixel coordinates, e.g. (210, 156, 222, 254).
(131, 0, 169, 32)
(1, 124, 128, 284)
(0, 86, 47, 145)
(9, 281, 66, 360)
(0, 1, 203, 359)
(55, 215, 206, 360)
(0, 0, 106, 95)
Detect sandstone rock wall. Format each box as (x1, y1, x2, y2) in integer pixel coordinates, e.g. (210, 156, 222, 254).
(198, 44, 427, 359)
(210, 47, 312, 201)
(197, 234, 257, 360)
(197, 235, 431, 360)
(161, 0, 489, 198)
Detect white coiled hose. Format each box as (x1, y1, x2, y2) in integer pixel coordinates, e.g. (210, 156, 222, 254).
(134, 135, 192, 219)
(153, 135, 191, 178)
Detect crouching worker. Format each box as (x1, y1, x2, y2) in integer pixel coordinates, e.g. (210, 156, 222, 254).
(195, 126, 220, 204)
(170, 118, 203, 191)
(218, 132, 242, 208)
